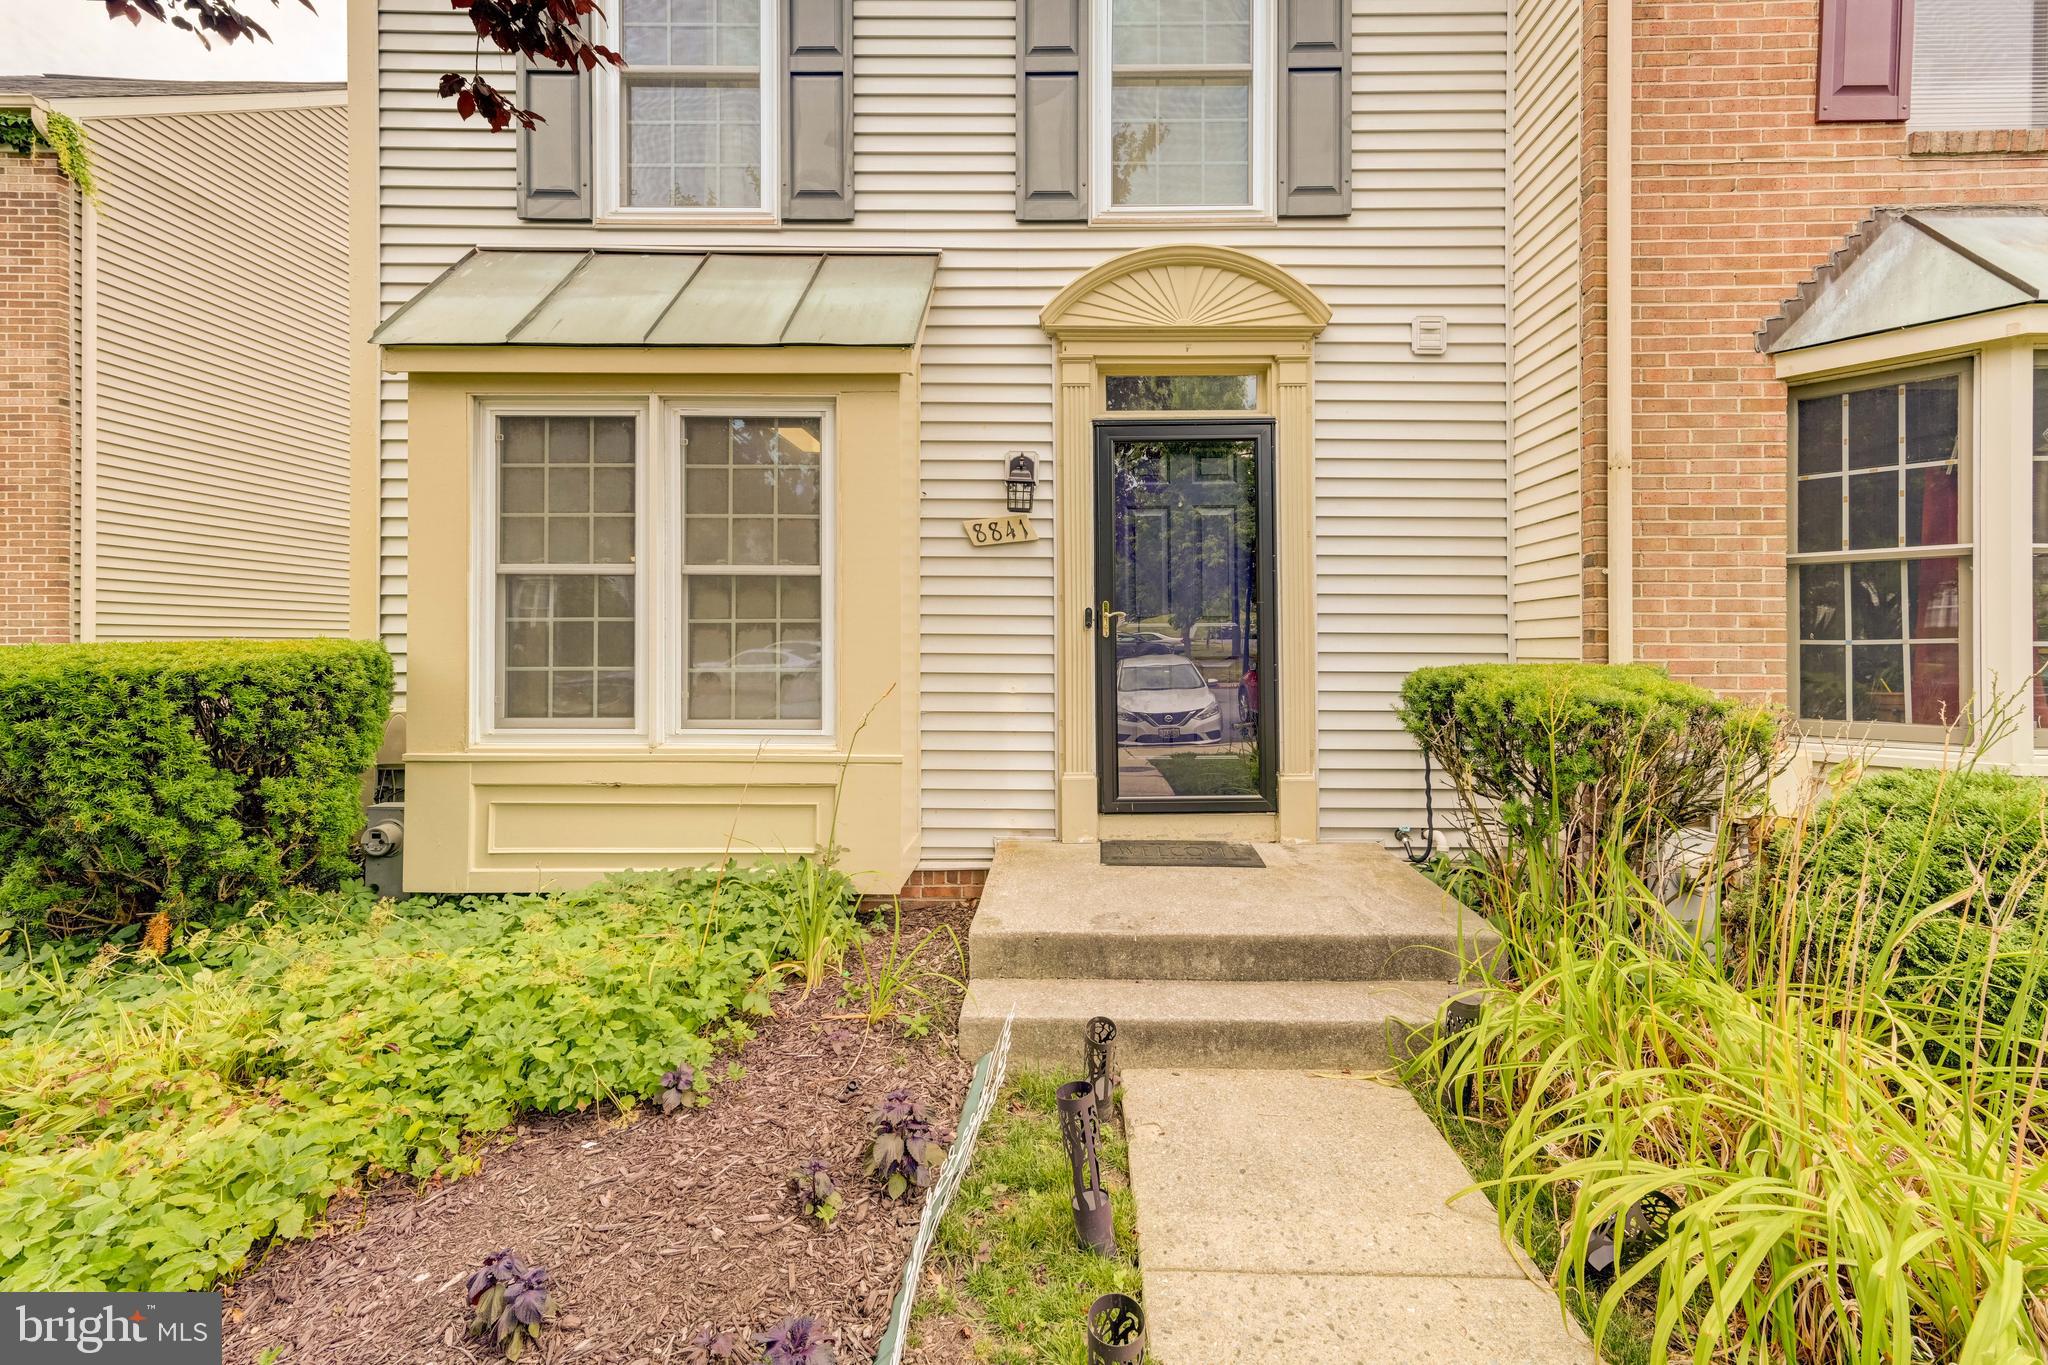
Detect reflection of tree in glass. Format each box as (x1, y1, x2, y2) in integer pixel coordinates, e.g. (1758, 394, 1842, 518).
(1110, 439, 1258, 664)
(1109, 121, 1166, 204)
(1105, 374, 1256, 411)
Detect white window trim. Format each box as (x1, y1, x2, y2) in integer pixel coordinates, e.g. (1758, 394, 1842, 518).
(470, 397, 837, 750)
(592, 1, 781, 226)
(1090, 0, 1275, 223)
(473, 398, 656, 748)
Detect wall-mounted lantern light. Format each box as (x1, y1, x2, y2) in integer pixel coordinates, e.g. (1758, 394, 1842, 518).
(1006, 452, 1038, 513)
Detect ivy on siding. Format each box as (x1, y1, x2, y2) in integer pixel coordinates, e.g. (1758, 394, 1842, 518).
(0, 110, 97, 200)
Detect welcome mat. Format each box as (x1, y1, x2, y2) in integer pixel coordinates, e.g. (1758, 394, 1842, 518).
(1099, 840, 1264, 868)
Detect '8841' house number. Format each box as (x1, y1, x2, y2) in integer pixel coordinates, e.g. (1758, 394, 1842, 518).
(961, 515, 1039, 546)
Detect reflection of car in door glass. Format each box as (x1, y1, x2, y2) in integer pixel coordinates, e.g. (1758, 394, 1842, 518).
(1237, 663, 1258, 730)
(1116, 655, 1224, 745)
(1115, 629, 1182, 658)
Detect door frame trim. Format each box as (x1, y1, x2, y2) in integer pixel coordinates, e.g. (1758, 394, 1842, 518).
(1093, 418, 1278, 815)
(1039, 246, 1328, 843)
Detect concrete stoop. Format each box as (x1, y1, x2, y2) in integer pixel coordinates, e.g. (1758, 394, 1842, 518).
(959, 839, 1495, 1071)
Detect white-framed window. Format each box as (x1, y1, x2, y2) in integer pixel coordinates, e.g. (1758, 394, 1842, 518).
(475, 399, 834, 745)
(1094, 0, 1271, 218)
(1788, 364, 1971, 738)
(1909, 0, 2048, 131)
(600, 0, 777, 219)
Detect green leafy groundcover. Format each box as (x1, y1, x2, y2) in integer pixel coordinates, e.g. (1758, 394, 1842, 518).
(0, 864, 855, 1291)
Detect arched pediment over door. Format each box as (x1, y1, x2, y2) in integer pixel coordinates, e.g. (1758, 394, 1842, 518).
(1040, 245, 1332, 340)
(1039, 244, 1329, 845)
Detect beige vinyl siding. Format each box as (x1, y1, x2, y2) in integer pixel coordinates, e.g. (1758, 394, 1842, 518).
(373, 0, 1511, 861)
(82, 102, 351, 639)
(1505, 0, 1581, 661)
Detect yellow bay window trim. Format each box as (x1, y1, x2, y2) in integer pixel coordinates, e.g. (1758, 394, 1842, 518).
(386, 356, 920, 896)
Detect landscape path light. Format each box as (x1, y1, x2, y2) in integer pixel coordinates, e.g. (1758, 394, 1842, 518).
(1085, 1292, 1145, 1364)
(1056, 1080, 1116, 1254)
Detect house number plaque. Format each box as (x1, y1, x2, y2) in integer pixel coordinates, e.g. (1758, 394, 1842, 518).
(961, 515, 1039, 547)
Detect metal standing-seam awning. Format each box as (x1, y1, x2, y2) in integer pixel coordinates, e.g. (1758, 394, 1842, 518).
(371, 249, 940, 349)
(1758, 208, 2048, 353)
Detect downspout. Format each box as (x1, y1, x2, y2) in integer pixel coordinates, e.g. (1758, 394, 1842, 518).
(1606, 0, 1634, 662)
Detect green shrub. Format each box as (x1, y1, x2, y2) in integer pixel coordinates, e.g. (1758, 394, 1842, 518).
(0, 638, 392, 941)
(1399, 663, 1779, 902)
(0, 861, 859, 1290)
(1751, 767, 2048, 1039)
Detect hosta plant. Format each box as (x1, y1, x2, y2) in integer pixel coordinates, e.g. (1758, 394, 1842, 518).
(867, 1089, 948, 1200)
(465, 1250, 554, 1359)
(756, 1315, 836, 1365)
(661, 1063, 696, 1115)
(791, 1159, 843, 1226)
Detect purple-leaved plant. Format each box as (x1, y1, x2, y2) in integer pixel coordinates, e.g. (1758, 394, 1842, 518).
(756, 1315, 837, 1365)
(465, 1249, 554, 1359)
(791, 1159, 843, 1226)
(662, 1063, 696, 1115)
(866, 1088, 948, 1200)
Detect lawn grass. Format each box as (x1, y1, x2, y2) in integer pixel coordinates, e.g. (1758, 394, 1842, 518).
(1146, 749, 1257, 797)
(1407, 1081, 1660, 1365)
(916, 1073, 1141, 1364)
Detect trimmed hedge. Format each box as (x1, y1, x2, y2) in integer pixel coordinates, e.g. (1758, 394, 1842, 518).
(1399, 663, 1779, 888)
(0, 639, 392, 940)
(1762, 767, 2048, 1036)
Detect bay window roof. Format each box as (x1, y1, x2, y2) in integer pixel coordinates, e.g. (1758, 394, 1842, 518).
(1758, 208, 2048, 354)
(371, 249, 939, 349)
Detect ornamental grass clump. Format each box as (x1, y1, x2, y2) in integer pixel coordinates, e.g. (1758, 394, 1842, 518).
(1404, 666, 2048, 1362)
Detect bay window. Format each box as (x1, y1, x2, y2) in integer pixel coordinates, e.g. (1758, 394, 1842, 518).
(1789, 367, 1970, 734)
(617, 0, 770, 211)
(483, 403, 832, 741)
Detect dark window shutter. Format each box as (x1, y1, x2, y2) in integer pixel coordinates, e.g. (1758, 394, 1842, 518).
(1017, 0, 1088, 222)
(517, 56, 593, 221)
(1278, 0, 1352, 216)
(784, 0, 854, 221)
(1817, 0, 1914, 121)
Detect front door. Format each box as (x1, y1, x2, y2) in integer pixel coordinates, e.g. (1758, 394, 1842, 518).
(1094, 421, 1276, 814)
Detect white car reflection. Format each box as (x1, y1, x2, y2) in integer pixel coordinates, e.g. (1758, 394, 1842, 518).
(1115, 655, 1223, 745)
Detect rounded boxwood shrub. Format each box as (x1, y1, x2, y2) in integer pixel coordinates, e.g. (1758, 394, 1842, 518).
(1756, 767, 2048, 1037)
(1398, 663, 1779, 891)
(0, 638, 392, 941)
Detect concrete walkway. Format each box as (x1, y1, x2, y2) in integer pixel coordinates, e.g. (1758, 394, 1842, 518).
(1122, 1068, 1591, 1364)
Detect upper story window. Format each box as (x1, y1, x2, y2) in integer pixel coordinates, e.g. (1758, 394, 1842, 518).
(616, 0, 773, 213)
(1909, 0, 2048, 130)
(1098, 0, 1269, 216)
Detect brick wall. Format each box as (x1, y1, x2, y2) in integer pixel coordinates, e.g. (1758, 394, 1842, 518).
(0, 145, 76, 643)
(1588, 0, 2048, 698)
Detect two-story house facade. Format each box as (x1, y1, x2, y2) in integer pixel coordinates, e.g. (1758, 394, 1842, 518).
(354, 0, 1522, 894)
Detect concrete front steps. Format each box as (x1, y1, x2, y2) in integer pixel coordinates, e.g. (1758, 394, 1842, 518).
(959, 840, 1496, 1071)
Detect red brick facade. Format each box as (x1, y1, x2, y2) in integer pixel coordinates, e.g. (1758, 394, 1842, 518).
(0, 146, 76, 644)
(1584, 0, 2048, 699)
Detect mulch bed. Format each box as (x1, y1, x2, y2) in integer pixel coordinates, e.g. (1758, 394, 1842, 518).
(222, 901, 977, 1365)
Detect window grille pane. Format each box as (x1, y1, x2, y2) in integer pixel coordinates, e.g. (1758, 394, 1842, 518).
(1796, 395, 1843, 475)
(679, 416, 824, 727)
(1110, 77, 1251, 207)
(1793, 556, 1965, 727)
(496, 413, 636, 728)
(1111, 0, 1252, 65)
(501, 574, 637, 723)
(1104, 374, 1259, 411)
(621, 0, 760, 67)
(626, 78, 762, 208)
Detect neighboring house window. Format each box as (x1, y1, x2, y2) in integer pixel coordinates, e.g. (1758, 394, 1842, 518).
(1909, 0, 2048, 130)
(483, 404, 831, 740)
(617, 0, 771, 210)
(494, 413, 641, 729)
(680, 416, 826, 728)
(1789, 368, 1969, 733)
(1098, 0, 1268, 214)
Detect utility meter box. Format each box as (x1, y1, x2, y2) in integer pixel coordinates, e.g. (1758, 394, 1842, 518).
(360, 803, 405, 898)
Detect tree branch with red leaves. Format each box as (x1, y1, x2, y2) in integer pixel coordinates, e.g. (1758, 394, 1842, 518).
(100, 0, 624, 132)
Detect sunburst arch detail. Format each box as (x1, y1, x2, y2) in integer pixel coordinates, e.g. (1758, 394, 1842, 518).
(1040, 245, 1331, 335)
